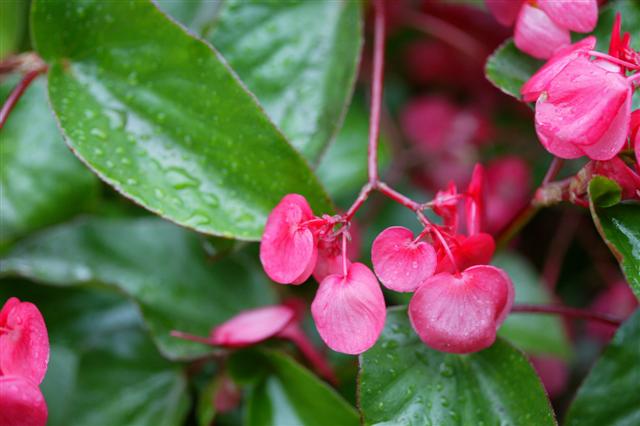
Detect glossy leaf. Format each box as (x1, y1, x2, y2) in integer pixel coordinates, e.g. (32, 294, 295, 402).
(316, 98, 390, 201)
(155, 0, 221, 35)
(229, 350, 359, 426)
(0, 75, 98, 245)
(495, 253, 572, 358)
(358, 307, 556, 426)
(589, 176, 622, 208)
(565, 309, 640, 426)
(485, 1, 640, 107)
(208, 0, 362, 162)
(1, 282, 189, 426)
(0, 217, 276, 359)
(31, 0, 332, 241)
(589, 197, 640, 301)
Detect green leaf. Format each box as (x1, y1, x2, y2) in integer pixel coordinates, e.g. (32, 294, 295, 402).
(155, 0, 221, 35)
(484, 40, 543, 99)
(485, 1, 640, 105)
(588, 199, 640, 301)
(207, 0, 363, 162)
(494, 253, 572, 358)
(589, 176, 622, 208)
(0, 75, 98, 245)
(565, 309, 640, 426)
(0, 282, 189, 426)
(230, 350, 359, 426)
(0, 0, 25, 59)
(358, 307, 556, 426)
(316, 97, 390, 201)
(0, 217, 276, 359)
(31, 0, 332, 240)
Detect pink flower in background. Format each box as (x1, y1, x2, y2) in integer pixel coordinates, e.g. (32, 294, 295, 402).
(409, 265, 514, 353)
(587, 281, 638, 341)
(486, 0, 597, 59)
(372, 226, 437, 292)
(530, 356, 569, 398)
(0, 298, 49, 426)
(311, 263, 386, 355)
(485, 157, 532, 234)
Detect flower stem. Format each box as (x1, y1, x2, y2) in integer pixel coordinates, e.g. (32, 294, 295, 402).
(589, 50, 640, 70)
(368, 0, 386, 184)
(511, 304, 623, 326)
(0, 68, 46, 130)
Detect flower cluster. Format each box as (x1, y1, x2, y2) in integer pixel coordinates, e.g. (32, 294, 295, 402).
(260, 165, 514, 355)
(0, 298, 49, 426)
(486, 0, 598, 59)
(522, 14, 640, 162)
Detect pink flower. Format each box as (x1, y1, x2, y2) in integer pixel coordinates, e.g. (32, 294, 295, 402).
(485, 157, 532, 234)
(408, 265, 514, 353)
(486, 0, 597, 59)
(533, 56, 632, 160)
(632, 110, 640, 166)
(260, 194, 319, 284)
(311, 263, 386, 355)
(371, 226, 437, 292)
(0, 375, 48, 426)
(435, 233, 496, 274)
(313, 235, 351, 283)
(465, 164, 485, 236)
(0, 298, 49, 385)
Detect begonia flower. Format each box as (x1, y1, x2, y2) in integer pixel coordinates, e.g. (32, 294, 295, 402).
(435, 233, 496, 274)
(371, 226, 437, 292)
(314, 235, 351, 283)
(408, 265, 514, 353)
(311, 263, 386, 355)
(0, 375, 48, 426)
(0, 298, 49, 385)
(260, 194, 319, 284)
(515, 3, 570, 60)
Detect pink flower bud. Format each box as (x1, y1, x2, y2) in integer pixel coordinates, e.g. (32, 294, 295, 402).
(371, 226, 437, 292)
(210, 305, 295, 348)
(485, 0, 524, 27)
(0, 375, 48, 426)
(534, 57, 632, 160)
(0, 298, 49, 385)
(515, 3, 570, 59)
(408, 265, 514, 354)
(311, 263, 386, 355)
(435, 233, 496, 274)
(521, 37, 596, 102)
(260, 194, 318, 284)
(538, 0, 597, 33)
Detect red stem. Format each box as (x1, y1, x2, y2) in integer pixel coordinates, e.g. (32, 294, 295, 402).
(278, 325, 337, 384)
(170, 330, 213, 345)
(511, 304, 623, 326)
(0, 69, 45, 130)
(589, 50, 640, 70)
(367, 0, 386, 184)
(376, 182, 421, 211)
(542, 210, 580, 290)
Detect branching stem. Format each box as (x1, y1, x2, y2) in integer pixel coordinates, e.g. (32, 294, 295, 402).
(0, 68, 46, 130)
(511, 304, 623, 326)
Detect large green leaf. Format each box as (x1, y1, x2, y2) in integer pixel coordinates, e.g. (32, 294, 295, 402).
(589, 199, 640, 301)
(495, 253, 572, 358)
(358, 307, 556, 426)
(31, 0, 332, 241)
(485, 1, 640, 106)
(0, 0, 26, 59)
(564, 309, 640, 426)
(0, 282, 189, 426)
(207, 0, 362, 162)
(155, 0, 221, 35)
(0, 217, 276, 359)
(229, 350, 359, 426)
(0, 75, 98, 245)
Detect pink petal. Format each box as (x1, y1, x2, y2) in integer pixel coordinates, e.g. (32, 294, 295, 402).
(538, 0, 598, 33)
(0, 297, 20, 325)
(514, 4, 571, 59)
(521, 36, 596, 102)
(465, 164, 485, 235)
(579, 87, 631, 160)
(211, 305, 295, 348)
(485, 0, 525, 26)
(436, 233, 495, 274)
(260, 194, 318, 284)
(0, 301, 49, 385)
(371, 227, 437, 292)
(313, 236, 350, 283)
(0, 376, 48, 426)
(534, 58, 629, 158)
(408, 265, 514, 354)
(311, 263, 386, 355)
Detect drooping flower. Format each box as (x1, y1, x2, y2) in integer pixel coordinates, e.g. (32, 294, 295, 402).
(0, 298, 49, 385)
(533, 56, 632, 160)
(408, 265, 514, 353)
(260, 194, 319, 284)
(371, 226, 437, 292)
(486, 0, 597, 59)
(0, 375, 48, 426)
(311, 263, 386, 355)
